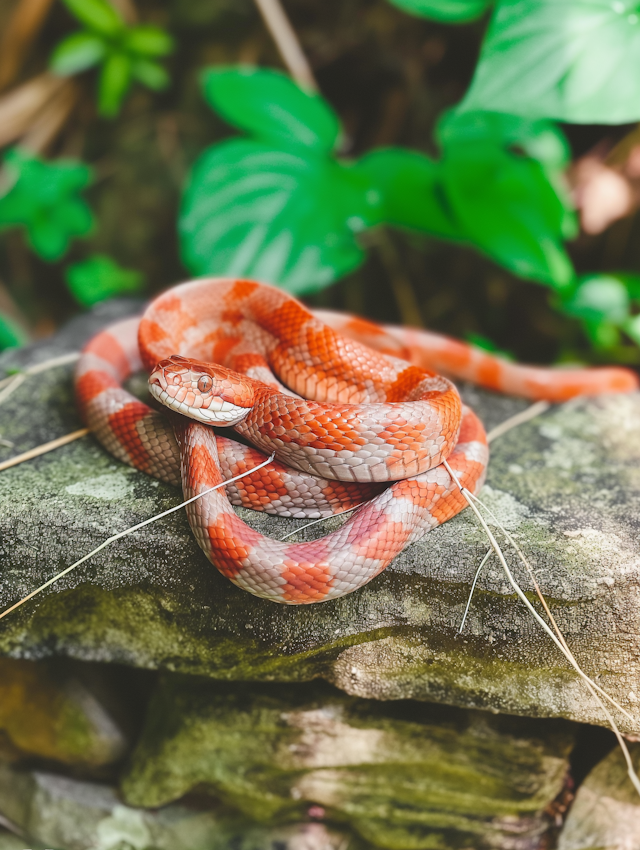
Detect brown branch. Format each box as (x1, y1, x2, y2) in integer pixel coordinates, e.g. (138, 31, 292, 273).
(0, 0, 56, 93)
(253, 0, 318, 91)
(21, 76, 79, 154)
(0, 72, 68, 148)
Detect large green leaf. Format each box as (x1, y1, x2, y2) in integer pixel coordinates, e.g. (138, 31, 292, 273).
(387, 0, 492, 21)
(201, 67, 341, 153)
(180, 139, 382, 294)
(462, 0, 640, 123)
(437, 111, 570, 170)
(439, 110, 578, 242)
(354, 148, 459, 239)
(359, 114, 575, 287)
(439, 138, 574, 286)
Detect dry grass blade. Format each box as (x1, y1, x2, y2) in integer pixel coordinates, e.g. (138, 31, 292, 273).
(463, 487, 635, 723)
(0, 451, 276, 621)
(487, 401, 550, 443)
(280, 501, 367, 541)
(458, 549, 492, 634)
(0, 372, 26, 405)
(0, 351, 80, 400)
(0, 72, 67, 148)
(0, 428, 89, 472)
(442, 458, 640, 797)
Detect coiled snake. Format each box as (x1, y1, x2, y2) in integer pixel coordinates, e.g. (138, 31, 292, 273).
(75, 278, 638, 604)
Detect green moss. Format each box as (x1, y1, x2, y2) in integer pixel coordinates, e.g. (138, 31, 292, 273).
(121, 676, 573, 849)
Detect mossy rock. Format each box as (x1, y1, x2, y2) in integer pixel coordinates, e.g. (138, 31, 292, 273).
(1, 301, 640, 732)
(0, 657, 126, 767)
(0, 760, 355, 850)
(121, 675, 573, 850)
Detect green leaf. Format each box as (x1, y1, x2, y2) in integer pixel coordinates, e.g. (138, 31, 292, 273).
(354, 148, 460, 239)
(434, 111, 576, 286)
(180, 138, 382, 294)
(609, 272, 640, 301)
(201, 66, 341, 153)
(61, 0, 124, 36)
(98, 52, 132, 117)
(623, 314, 640, 346)
(65, 255, 144, 307)
(466, 332, 514, 359)
(439, 110, 578, 242)
(131, 59, 170, 91)
(50, 31, 106, 76)
(462, 0, 640, 124)
(0, 148, 93, 261)
(438, 110, 571, 170)
(125, 25, 174, 57)
(387, 0, 492, 22)
(441, 139, 573, 286)
(563, 275, 632, 324)
(0, 314, 26, 351)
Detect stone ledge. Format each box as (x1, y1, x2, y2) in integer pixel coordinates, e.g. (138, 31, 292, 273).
(0, 302, 639, 732)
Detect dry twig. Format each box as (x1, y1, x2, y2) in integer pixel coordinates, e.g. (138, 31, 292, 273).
(253, 0, 317, 91)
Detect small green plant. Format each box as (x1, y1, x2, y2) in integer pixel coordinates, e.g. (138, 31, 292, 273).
(177, 0, 640, 363)
(65, 255, 145, 307)
(50, 0, 174, 117)
(0, 147, 93, 261)
(180, 67, 573, 293)
(561, 273, 640, 355)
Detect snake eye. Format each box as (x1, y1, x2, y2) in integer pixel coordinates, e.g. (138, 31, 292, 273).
(197, 375, 213, 393)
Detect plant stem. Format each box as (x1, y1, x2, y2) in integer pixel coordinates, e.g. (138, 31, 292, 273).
(253, 0, 318, 91)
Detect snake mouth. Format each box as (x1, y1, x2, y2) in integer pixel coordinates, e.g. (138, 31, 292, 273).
(148, 374, 251, 426)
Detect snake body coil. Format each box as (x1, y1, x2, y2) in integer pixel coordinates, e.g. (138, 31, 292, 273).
(75, 278, 638, 604)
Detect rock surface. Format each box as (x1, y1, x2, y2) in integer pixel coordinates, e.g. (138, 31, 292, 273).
(0, 760, 350, 850)
(1, 302, 640, 731)
(558, 742, 640, 850)
(0, 657, 127, 768)
(121, 674, 573, 850)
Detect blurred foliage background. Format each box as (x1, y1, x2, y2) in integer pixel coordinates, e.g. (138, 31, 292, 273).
(1, 0, 640, 370)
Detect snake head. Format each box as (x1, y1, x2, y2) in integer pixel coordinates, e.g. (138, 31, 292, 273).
(148, 355, 254, 426)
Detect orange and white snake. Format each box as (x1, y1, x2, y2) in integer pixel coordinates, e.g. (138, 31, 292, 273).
(75, 278, 638, 604)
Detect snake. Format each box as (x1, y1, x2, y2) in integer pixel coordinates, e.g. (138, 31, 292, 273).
(75, 277, 639, 604)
